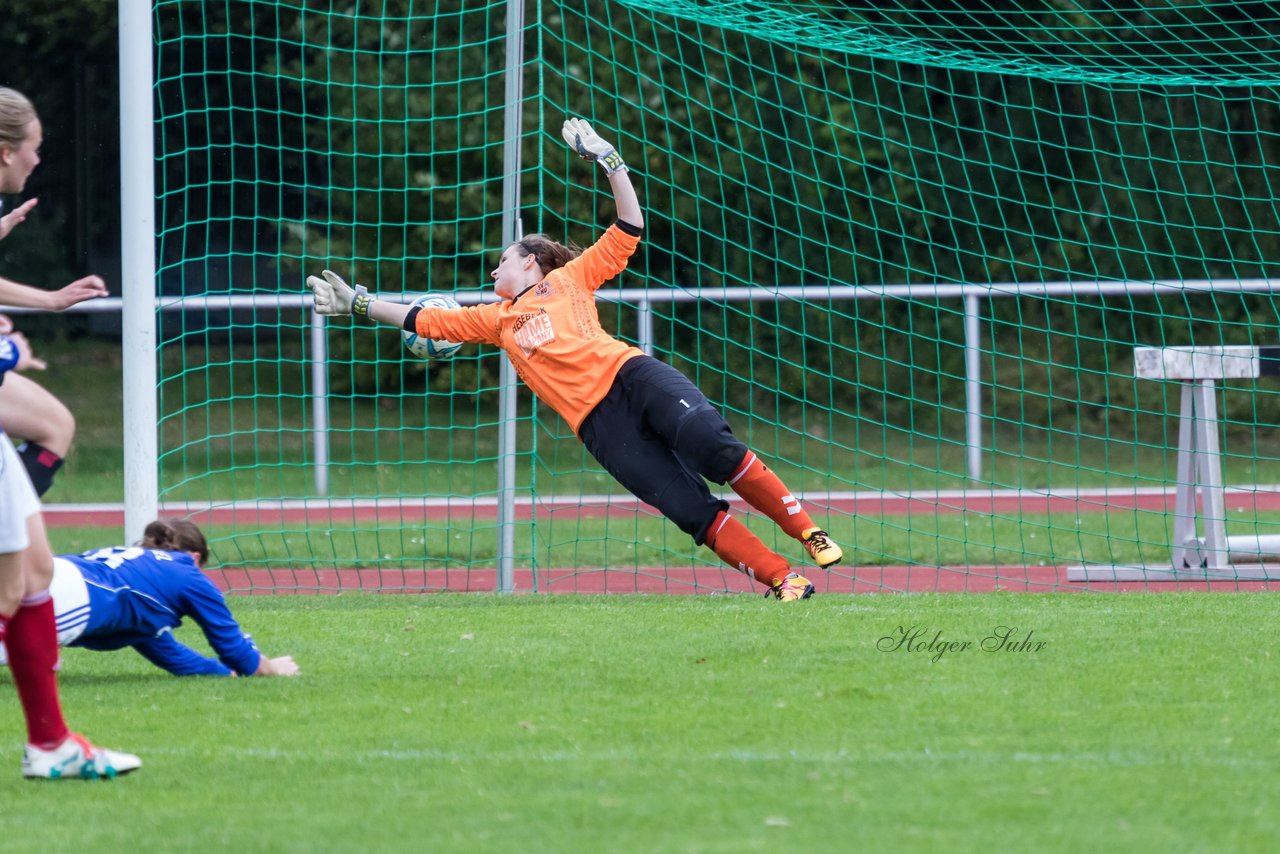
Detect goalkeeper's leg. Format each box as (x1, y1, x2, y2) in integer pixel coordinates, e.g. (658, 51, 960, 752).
(703, 509, 791, 588)
(660, 484, 798, 592)
(613, 357, 843, 568)
(724, 452, 842, 568)
(580, 393, 794, 592)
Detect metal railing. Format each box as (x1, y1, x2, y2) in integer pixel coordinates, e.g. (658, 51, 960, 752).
(11, 274, 1279, 499)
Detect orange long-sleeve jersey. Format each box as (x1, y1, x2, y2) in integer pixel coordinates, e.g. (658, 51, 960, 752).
(412, 223, 645, 434)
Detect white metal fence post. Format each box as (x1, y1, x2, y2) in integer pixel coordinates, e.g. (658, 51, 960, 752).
(964, 292, 984, 483)
(310, 310, 330, 496)
(496, 0, 526, 594)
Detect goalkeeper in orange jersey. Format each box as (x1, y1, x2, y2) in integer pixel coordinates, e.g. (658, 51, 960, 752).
(307, 118, 841, 600)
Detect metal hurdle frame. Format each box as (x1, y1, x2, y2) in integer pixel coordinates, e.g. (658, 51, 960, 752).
(1068, 345, 1280, 581)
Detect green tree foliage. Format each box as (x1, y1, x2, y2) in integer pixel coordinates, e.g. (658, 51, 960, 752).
(0, 0, 118, 320)
(539, 2, 1280, 432)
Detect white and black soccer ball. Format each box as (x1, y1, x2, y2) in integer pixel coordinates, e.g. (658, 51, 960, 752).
(401, 293, 464, 360)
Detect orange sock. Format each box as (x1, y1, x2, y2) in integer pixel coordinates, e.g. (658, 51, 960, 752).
(705, 510, 791, 587)
(727, 451, 814, 540)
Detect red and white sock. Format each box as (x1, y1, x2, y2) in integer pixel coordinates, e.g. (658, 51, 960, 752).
(727, 451, 815, 540)
(705, 510, 791, 587)
(6, 591, 69, 750)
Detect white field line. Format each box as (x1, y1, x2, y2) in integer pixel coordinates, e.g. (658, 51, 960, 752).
(106, 744, 1267, 770)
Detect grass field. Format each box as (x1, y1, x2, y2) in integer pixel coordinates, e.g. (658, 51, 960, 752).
(13, 341, 1280, 849)
(3, 593, 1277, 852)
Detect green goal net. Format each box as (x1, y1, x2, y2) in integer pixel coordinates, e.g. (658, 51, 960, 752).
(149, 0, 1280, 592)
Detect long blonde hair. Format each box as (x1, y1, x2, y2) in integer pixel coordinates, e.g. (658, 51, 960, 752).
(0, 88, 36, 152)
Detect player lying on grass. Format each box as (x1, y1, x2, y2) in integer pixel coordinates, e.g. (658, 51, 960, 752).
(0, 336, 138, 779)
(0, 519, 300, 677)
(307, 117, 842, 601)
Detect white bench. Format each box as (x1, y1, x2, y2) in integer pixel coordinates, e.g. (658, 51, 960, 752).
(1068, 345, 1280, 581)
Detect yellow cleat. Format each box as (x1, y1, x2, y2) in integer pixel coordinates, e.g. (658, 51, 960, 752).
(768, 572, 815, 601)
(801, 528, 842, 568)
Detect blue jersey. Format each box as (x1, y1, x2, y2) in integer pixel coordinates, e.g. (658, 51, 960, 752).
(56, 547, 262, 677)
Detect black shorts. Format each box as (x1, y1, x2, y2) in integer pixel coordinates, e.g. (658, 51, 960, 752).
(578, 356, 748, 545)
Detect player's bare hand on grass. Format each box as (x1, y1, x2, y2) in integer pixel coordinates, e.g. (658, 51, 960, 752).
(306, 270, 357, 316)
(262, 655, 300, 676)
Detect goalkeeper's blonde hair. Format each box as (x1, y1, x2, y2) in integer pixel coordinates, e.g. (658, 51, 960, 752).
(0, 88, 36, 151)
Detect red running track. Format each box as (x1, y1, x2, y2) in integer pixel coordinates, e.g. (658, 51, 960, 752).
(40, 485, 1280, 528)
(207, 565, 1278, 595)
(49, 488, 1280, 594)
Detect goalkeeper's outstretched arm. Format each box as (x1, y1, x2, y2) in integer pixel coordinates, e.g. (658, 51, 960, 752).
(307, 117, 642, 324)
(305, 269, 411, 326)
(561, 117, 643, 230)
(305, 270, 498, 347)
(607, 162, 643, 231)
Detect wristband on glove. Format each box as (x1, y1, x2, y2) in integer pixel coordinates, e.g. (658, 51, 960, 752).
(352, 284, 373, 318)
(597, 149, 627, 176)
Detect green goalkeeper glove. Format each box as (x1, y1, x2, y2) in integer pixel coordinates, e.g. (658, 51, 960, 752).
(561, 117, 627, 176)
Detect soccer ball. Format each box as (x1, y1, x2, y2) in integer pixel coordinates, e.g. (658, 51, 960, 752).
(401, 293, 464, 360)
